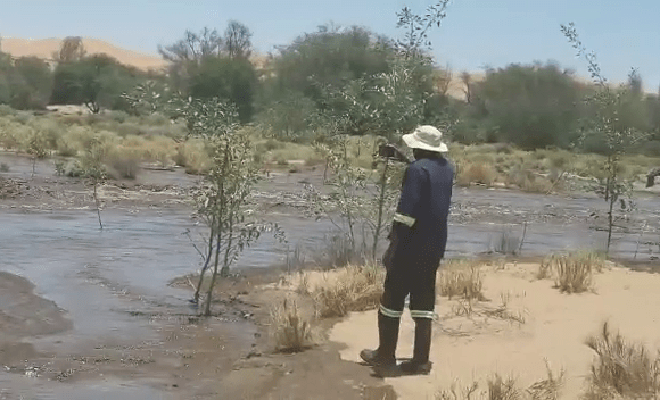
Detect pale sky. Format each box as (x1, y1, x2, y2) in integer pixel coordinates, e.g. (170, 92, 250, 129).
(1, 0, 658, 92)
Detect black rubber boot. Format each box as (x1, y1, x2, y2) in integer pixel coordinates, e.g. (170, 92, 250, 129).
(360, 311, 400, 367)
(400, 318, 433, 375)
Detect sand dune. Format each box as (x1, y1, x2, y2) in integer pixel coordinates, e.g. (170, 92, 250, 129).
(1, 37, 168, 71)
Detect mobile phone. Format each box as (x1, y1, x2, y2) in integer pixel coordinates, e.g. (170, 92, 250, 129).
(378, 144, 397, 159)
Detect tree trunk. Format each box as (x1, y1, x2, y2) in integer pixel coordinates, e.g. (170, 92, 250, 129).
(372, 160, 389, 260)
(93, 182, 103, 230)
(204, 230, 221, 316)
(194, 211, 216, 303)
(203, 143, 229, 317)
(221, 209, 234, 277)
(607, 190, 614, 253)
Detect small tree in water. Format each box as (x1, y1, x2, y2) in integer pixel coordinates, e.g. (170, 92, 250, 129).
(124, 83, 282, 316)
(562, 23, 648, 252)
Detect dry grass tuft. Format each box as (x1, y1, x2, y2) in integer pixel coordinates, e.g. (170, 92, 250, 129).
(313, 264, 384, 318)
(456, 162, 497, 186)
(542, 251, 605, 293)
(436, 363, 564, 400)
(583, 322, 660, 400)
(526, 360, 565, 400)
(439, 260, 485, 301)
(488, 375, 522, 400)
(269, 297, 315, 353)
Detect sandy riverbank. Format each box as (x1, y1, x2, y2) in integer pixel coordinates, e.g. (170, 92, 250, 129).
(326, 261, 660, 399)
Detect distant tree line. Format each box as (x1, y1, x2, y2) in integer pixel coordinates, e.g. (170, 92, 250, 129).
(1, 20, 659, 155)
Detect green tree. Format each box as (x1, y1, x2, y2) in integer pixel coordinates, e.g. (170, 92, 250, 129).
(50, 54, 148, 113)
(10, 57, 52, 109)
(394, 0, 451, 59)
(124, 82, 282, 316)
(270, 24, 393, 102)
(470, 62, 583, 149)
(188, 56, 258, 123)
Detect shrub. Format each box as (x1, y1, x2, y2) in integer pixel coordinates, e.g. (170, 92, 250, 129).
(0, 105, 17, 117)
(107, 148, 141, 180)
(491, 231, 522, 255)
(438, 259, 484, 301)
(545, 251, 604, 293)
(269, 297, 315, 352)
(313, 264, 385, 318)
(110, 110, 128, 124)
(456, 162, 497, 186)
(0, 163, 9, 173)
(115, 123, 143, 137)
(174, 139, 210, 174)
(263, 139, 284, 151)
(487, 375, 521, 400)
(584, 322, 660, 400)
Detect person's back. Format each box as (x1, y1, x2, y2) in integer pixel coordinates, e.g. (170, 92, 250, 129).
(411, 156, 453, 260)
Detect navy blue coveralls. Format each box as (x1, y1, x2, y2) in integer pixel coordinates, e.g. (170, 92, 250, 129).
(380, 156, 454, 320)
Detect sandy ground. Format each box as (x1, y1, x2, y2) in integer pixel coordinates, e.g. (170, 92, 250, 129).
(327, 261, 660, 399)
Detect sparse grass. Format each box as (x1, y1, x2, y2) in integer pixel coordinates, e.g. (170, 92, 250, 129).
(269, 297, 315, 353)
(584, 322, 660, 400)
(436, 362, 565, 400)
(451, 290, 527, 325)
(312, 264, 384, 318)
(491, 231, 523, 256)
(541, 250, 606, 293)
(438, 259, 485, 301)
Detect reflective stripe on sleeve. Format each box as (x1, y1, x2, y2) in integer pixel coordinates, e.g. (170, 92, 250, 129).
(379, 304, 403, 318)
(393, 213, 415, 227)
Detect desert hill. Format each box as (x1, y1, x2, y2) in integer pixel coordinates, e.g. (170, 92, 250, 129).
(1, 37, 169, 71)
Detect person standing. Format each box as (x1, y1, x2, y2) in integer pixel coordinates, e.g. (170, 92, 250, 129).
(361, 125, 453, 376)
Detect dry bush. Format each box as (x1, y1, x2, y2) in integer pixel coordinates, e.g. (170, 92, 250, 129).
(313, 264, 384, 318)
(457, 162, 497, 186)
(527, 360, 565, 400)
(436, 363, 564, 400)
(488, 375, 522, 400)
(543, 251, 605, 293)
(269, 297, 315, 352)
(174, 139, 211, 174)
(436, 375, 520, 400)
(106, 148, 142, 180)
(584, 322, 660, 400)
(491, 231, 522, 256)
(536, 258, 553, 280)
(296, 271, 310, 295)
(438, 260, 485, 301)
(507, 167, 554, 193)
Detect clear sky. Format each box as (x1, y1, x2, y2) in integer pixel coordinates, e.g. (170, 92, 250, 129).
(1, 0, 658, 92)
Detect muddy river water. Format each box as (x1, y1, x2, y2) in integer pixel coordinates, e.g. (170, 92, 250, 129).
(1, 163, 660, 398)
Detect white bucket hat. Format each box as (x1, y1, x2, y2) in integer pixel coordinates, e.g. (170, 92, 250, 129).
(402, 125, 448, 153)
